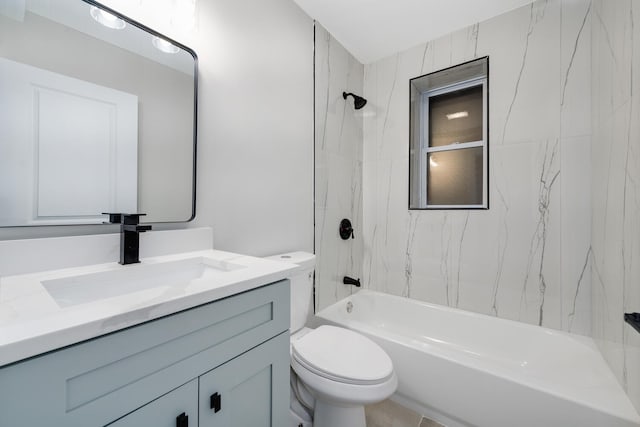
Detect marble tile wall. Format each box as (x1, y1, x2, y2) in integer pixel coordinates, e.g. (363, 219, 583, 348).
(314, 24, 365, 310)
(591, 0, 640, 412)
(361, 0, 592, 335)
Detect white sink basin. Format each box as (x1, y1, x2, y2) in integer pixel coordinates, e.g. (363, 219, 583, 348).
(42, 257, 246, 308)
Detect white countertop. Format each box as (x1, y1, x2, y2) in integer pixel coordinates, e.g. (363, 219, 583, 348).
(0, 249, 297, 367)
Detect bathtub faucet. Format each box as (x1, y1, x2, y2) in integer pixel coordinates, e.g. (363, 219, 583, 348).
(343, 276, 361, 287)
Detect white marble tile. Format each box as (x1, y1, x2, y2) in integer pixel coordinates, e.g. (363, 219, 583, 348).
(480, 0, 562, 146)
(561, 0, 592, 139)
(591, 0, 640, 413)
(561, 136, 591, 335)
(362, 63, 378, 290)
(360, 0, 590, 335)
(473, 141, 563, 329)
(314, 24, 364, 311)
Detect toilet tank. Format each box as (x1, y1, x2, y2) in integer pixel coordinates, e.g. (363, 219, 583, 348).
(266, 252, 315, 333)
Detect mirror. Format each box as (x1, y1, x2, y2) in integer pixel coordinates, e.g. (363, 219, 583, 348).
(0, 0, 197, 226)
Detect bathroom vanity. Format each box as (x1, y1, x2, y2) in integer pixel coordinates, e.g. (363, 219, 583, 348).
(0, 249, 295, 426)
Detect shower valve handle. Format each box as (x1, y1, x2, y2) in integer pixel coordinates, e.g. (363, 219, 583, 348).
(339, 218, 355, 240)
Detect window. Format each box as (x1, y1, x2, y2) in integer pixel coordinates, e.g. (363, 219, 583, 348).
(409, 57, 489, 209)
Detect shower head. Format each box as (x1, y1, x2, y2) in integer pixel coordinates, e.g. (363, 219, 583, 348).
(343, 92, 367, 110)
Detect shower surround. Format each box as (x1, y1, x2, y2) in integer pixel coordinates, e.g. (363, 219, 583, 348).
(314, 23, 364, 311)
(314, 0, 640, 414)
(315, 0, 591, 333)
(361, 0, 592, 336)
(591, 0, 640, 413)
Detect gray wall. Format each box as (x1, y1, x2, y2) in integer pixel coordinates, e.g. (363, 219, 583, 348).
(0, 0, 315, 257)
(591, 0, 640, 412)
(101, 0, 314, 256)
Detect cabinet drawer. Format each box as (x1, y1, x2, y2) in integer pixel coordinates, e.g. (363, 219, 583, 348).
(0, 280, 289, 427)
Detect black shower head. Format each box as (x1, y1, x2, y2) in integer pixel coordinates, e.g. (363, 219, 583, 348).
(343, 92, 367, 110)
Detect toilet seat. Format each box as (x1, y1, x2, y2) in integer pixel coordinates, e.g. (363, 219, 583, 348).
(291, 325, 394, 385)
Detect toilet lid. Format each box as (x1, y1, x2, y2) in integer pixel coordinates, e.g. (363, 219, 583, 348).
(292, 325, 394, 385)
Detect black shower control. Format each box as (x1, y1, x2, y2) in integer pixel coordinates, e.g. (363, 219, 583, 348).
(343, 92, 367, 110)
(339, 218, 354, 240)
(624, 313, 640, 335)
(343, 276, 361, 287)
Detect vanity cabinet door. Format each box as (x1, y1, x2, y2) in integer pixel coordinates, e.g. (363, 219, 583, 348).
(107, 380, 197, 427)
(199, 331, 289, 427)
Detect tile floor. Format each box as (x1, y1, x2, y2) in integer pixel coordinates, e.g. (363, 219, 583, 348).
(365, 399, 445, 427)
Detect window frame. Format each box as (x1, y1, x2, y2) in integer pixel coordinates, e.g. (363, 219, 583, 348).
(408, 56, 490, 211)
(417, 77, 488, 209)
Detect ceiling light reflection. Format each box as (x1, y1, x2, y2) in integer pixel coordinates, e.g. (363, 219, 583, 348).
(90, 6, 126, 30)
(446, 111, 469, 120)
(152, 36, 179, 54)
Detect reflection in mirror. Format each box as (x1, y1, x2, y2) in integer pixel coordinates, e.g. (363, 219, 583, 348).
(0, 0, 197, 226)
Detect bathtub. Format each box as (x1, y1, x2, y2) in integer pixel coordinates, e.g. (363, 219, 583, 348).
(314, 290, 640, 427)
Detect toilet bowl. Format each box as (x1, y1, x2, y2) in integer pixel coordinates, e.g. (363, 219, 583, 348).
(266, 252, 397, 427)
(291, 325, 397, 427)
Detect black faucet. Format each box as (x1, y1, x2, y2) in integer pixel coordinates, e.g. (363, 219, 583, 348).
(104, 213, 152, 265)
(343, 276, 361, 287)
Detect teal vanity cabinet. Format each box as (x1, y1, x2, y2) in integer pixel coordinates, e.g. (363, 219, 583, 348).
(0, 280, 290, 427)
(108, 380, 198, 427)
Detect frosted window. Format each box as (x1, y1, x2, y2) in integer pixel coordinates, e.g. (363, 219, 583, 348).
(427, 148, 483, 206)
(429, 85, 483, 147)
(409, 57, 488, 209)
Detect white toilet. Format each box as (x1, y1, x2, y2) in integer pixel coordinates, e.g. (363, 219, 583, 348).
(267, 252, 397, 427)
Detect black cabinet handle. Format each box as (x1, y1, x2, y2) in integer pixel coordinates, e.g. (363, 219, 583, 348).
(176, 412, 188, 427)
(210, 392, 222, 413)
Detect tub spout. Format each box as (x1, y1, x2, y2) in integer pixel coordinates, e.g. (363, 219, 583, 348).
(343, 276, 361, 287)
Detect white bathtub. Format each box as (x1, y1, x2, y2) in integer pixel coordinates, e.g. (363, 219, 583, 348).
(314, 290, 640, 427)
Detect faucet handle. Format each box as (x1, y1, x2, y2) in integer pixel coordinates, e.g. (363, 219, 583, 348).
(102, 213, 147, 225)
(120, 214, 152, 233)
(121, 213, 147, 225)
(102, 212, 123, 224)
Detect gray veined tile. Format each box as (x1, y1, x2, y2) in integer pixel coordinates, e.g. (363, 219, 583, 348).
(561, 135, 591, 335)
(560, 0, 592, 139)
(591, 0, 640, 413)
(519, 139, 562, 328)
(314, 23, 364, 310)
